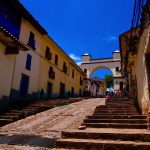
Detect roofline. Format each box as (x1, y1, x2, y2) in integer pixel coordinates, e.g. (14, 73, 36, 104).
(112, 51, 120, 53)
(119, 26, 140, 37)
(0, 26, 29, 51)
(92, 77, 104, 80)
(47, 35, 86, 76)
(15, 0, 84, 76)
(92, 57, 113, 60)
(81, 54, 92, 58)
(17, 0, 47, 35)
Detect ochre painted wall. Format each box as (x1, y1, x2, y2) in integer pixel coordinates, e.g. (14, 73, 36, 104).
(0, 42, 16, 99)
(135, 26, 150, 114)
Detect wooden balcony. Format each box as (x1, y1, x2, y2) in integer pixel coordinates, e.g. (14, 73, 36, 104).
(80, 79, 83, 86)
(45, 50, 52, 60)
(5, 46, 19, 55)
(0, 27, 29, 54)
(63, 66, 67, 74)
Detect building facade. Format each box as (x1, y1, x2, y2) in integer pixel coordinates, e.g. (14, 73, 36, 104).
(84, 77, 106, 97)
(80, 51, 125, 91)
(120, 0, 150, 115)
(0, 0, 85, 109)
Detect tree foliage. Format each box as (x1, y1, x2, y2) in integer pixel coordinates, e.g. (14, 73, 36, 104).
(104, 74, 113, 88)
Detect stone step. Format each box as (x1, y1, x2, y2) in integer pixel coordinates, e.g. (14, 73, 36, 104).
(106, 104, 134, 106)
(83, 119, 147, 124)
(106, 100, 133, 105)
(96, 105, 135, 108)
(61, 130, 150, 142)
(87, 115, 147, 119)
(5, 112, 21, 115)
(93, 113, 140, 116)
(95, 107, 137, 110)
(0, 115, 19, 121)
(56, 138, 150, 150)
(97, 105, 136, 108)
(10, 110, 22, 113)
(0, 118, 13, 127)
(95, 107, 136, 110)
(22, 108, 38, 112)
(94, 110, 137, 113)
(82, 123, 148, 129)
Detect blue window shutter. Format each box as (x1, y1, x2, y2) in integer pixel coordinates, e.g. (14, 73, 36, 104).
(26, 54, 32, 70)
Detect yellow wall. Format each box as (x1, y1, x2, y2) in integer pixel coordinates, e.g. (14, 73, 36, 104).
(11, 18, 42, 98)
(0, 13, 85, 100)
(0, 42, 16, 99)
(134, 26, 150, 114)
(38, 36, 85, 98)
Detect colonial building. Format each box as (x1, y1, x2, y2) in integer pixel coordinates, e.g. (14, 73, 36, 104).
(0, 0, 85, 109)
(84, 77, 106, 97)
(120, 0, 150, 115)
(80, 51, 125, 91)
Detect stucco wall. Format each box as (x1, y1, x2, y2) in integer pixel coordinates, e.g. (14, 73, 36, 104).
(38, 36, 85, 98)
(135, 26, 150, 114)
(80, 59, 121, 78)
(11, 18, 41, 98)
(0, 42, 16, 99)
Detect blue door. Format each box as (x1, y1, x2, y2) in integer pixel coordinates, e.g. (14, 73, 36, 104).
(20, 74, 29, 97)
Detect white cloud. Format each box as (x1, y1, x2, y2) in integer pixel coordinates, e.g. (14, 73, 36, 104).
(102, 35, 117, 42)
(76, 61, 82, 65)
(69, 53, 82, 65)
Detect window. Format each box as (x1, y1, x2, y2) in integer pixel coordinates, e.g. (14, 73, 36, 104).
(49, 66, 55, 79)
(116, 67, 119, 72)
(72, 69, 74, 78)
(45, 46, 52, 60)
(80, 77, 83, 86)
(63, 62, 67, 73)
(25, 54, 32, 71)
(84, 69, 87, 74)
(28, 31, 35, 49)
(55, 54, 58, 65)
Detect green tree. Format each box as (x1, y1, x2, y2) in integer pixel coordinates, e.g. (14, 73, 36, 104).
(104, 74, 113, 88)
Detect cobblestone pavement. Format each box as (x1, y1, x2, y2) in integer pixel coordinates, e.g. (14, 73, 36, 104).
(0, 98, 105, 150)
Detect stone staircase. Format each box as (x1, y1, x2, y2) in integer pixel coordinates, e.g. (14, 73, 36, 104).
(55, 97, 150, 149)
(0, 98, 83, 127)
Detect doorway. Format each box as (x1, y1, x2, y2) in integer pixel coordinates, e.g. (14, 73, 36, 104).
(119, 82, 123, 90)
(47, 82, 52, 99)
(71, 87, 74, 97)
(20, 74, 29, 97)
(59, 82, 65, 98)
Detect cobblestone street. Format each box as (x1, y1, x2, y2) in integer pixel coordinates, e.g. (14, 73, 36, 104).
(0, 98, 105, 149)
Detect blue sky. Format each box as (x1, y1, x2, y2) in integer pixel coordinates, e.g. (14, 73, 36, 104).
(19, 0, 134, 78)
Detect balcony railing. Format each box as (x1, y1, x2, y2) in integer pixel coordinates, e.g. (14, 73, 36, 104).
(63, 66, 67, 73)
(0, 12, 20, 38)
(80, 79, 83, 86)
(49, 71, 55, 79)
(5, 46, 19, 55)
(128, 34, 140, 54)
(45, 50, 52, 60)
